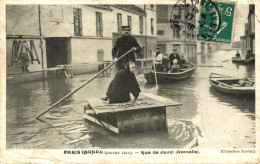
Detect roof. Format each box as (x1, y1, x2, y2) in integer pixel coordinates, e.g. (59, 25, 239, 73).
(88, 5, 112, 11)
(113, 5, 146, 15)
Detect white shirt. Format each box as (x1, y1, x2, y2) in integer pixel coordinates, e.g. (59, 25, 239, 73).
(153, 52, 163, 64)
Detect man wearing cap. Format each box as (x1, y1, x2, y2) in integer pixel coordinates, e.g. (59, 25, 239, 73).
(153, 47, 164, 71)
(112, 26, 141, 70)
(169, 49, 180, 68)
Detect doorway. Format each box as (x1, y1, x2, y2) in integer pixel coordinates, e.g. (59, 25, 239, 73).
(46, 37, 71, 68)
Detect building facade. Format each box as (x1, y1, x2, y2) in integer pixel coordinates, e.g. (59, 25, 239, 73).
(240, 5, 255, 57)
(156, 5, 197, 60)
(6, 5, 157, 74)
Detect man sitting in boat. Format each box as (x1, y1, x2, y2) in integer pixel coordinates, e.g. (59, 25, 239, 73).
(235, 50, 241, 59)
(179, 55, 186, 67)
(245, 50, 253, 60)
(169, 59, 180, 73)
(103, 62, 141, 104)
(169, 49, 180, 68)
(153, 47, 163, 72)
(162, 54, 169, 72)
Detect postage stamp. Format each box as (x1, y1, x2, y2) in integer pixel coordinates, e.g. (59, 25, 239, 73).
(197, 0, 236, 44)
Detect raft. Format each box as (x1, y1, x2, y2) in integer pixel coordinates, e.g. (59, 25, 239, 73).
(209, 73, 255, 97)
(144, 62, 196, 84)
(84, 93, 182, 134)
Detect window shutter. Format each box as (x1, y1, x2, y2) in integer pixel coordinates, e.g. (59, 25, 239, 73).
(79, 9, 82, 35)
(73, 8, 77, 35)
(100, 13, 103, 37)
(96, 13, 99, 36)
(96, 12, 103, 37)
(74, 8, 82, 36)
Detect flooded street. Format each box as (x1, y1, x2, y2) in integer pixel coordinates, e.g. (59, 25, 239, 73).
(6, 50, 255, 149)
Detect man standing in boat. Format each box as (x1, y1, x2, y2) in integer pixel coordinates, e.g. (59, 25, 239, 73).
(112, 26, 141, 71)
(153, 47, 163, 72)
(103, 62, 141, 104)
(169, 49, 180, 68)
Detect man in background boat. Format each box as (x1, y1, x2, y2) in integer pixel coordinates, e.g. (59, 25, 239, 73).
(162, 54, 170, 72)
(169, 59, 180, 73)
(169, 49, 180, 68)
(153, 47, 164, 72)
(112, 26, 141, 71)
(235, 50, 241, 59)
(245, 50, 253, 60)
(179, 55, 186, 67)
(103, 62, 141, 104)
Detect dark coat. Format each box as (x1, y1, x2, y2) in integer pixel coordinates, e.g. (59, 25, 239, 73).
(106, 69, 141, 104)
(112, 35, 141, 70)
(169, 53, 180, 67)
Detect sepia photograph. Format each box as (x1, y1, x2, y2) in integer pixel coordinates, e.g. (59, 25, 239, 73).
(1, 0, 259, 163)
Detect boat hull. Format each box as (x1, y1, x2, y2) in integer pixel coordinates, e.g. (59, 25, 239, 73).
(209, 73, 255, 97)
(144, 62, 196, 84)
(232, 57, 255, 64)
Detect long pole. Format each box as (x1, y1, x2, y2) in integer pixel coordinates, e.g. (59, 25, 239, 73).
(144, 5, 147, 58)
(38, 5, 44, 70)
(152, 49, 158, 87)
(38, 5, 45, 81)
(153, 61, 158, 86)
(36, 48, 134, 119)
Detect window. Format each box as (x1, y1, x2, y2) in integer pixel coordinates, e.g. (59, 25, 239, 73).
(96, 12, 103, 37)
(139, 16, 143, 34)
(151, 18, 154, 35)
(157, 30, 164, 35)
(117, 13, 122, 33)
(73, 8, 82, 36)
(127, 16, 132, 29)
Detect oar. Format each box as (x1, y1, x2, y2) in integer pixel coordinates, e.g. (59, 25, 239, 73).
(153, 58, 159, 89)
(210, 73, 233, 78)
(197, 65, 223, 67)
(36, 48, 134, 120)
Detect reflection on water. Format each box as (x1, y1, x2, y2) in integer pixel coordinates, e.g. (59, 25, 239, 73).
(6, 50, 255, 149)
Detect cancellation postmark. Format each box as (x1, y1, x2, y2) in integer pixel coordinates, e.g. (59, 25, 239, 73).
(197, 0, 236, 44)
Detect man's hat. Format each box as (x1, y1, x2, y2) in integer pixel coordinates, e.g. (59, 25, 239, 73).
(122, 26, 131, 30)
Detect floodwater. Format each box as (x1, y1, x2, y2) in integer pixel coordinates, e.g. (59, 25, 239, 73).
(6, 50, 255, 149)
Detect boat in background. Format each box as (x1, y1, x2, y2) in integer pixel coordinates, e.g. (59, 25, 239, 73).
(209, 73, 255, 97)
(144, 62, 196, 84)
(232, 57, 255, 64)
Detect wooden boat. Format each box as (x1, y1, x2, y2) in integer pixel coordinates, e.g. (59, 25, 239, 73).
(209, 73, 255, 96)
(232, 57, 255, 64)
(84, 93, 182, 134)
(144, 62, 196, 84)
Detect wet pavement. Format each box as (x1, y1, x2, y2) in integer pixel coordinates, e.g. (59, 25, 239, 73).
(6, 50, 255, 149)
